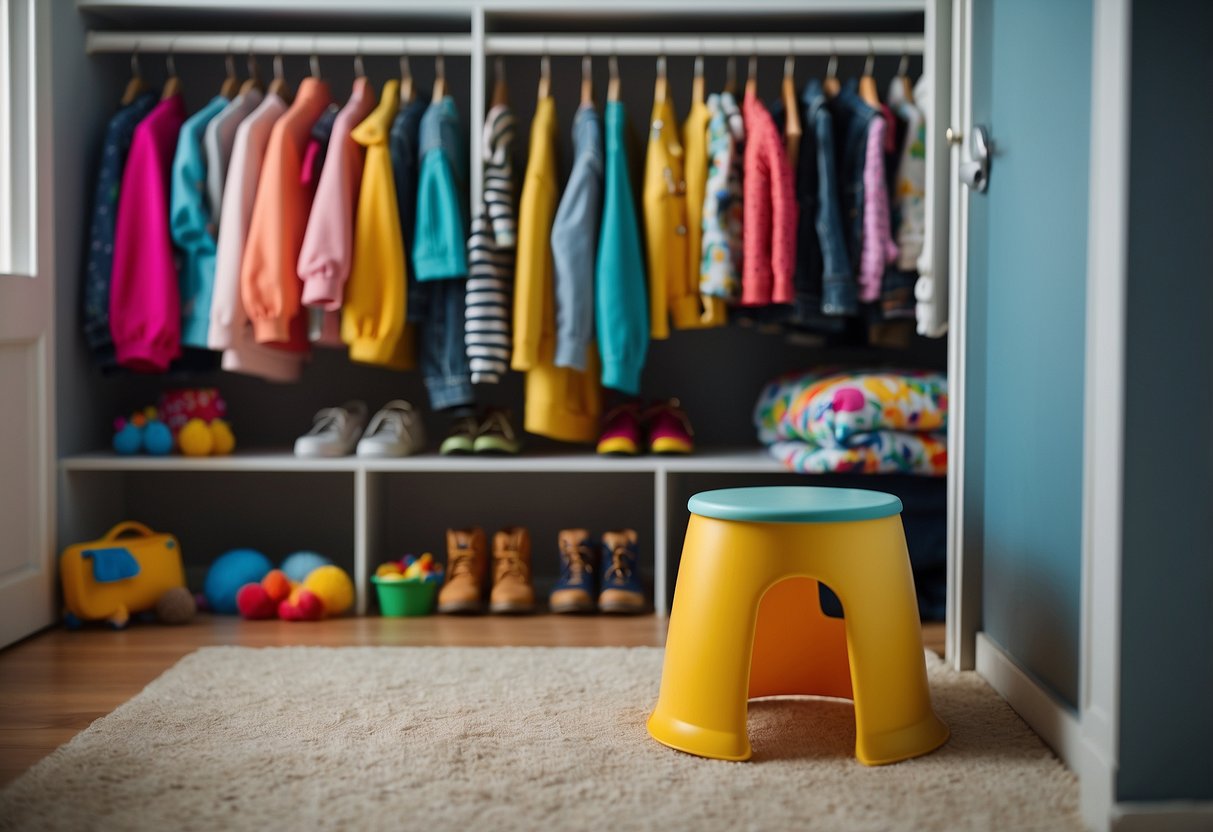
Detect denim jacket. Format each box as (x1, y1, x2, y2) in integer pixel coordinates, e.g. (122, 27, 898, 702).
(828, 79, 878, 274)
(805, 80, 858, 317)
(413, 96, 469, 280)
(551, 104, 603, 372)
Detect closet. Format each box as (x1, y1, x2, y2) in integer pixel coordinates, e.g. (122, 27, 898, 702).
(52, 0, 953, 620)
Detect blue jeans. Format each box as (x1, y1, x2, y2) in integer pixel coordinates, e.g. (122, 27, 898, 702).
(422, 279, 474, 411)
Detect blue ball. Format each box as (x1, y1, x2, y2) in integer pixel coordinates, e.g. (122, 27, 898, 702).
(112, 424, 143, 455)
(142, 420, 174, 455)
(280, 551, 332, 583)
(204, 549, 273, 614)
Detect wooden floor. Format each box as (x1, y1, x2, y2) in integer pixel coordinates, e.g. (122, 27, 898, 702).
(0, 615, 945, 787)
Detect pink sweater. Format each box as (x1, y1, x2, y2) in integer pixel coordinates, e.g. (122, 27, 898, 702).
(740, 91, 797, 307)
(858, 114, 899, 302)
(298, 77, 376, 310)
(110, 94, 186, 372)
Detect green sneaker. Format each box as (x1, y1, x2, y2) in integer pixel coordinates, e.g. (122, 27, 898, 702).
(473, 409, 522, 455)
(439, 415, 478, 455)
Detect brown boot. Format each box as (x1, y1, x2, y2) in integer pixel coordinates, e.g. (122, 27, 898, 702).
(490, 526, 535, 614)
(437, 527, 487, 614)
(550, 529, 598, 614)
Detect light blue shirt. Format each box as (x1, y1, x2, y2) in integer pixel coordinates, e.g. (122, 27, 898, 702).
(413, 96, 468, 280)
(170, 95, 228, 348)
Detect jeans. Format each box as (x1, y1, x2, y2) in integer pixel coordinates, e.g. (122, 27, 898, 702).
(422, 279, 474, 411)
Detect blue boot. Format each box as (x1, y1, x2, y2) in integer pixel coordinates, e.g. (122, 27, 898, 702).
(550, 529, 598, 614)
(599, 529, 646, 614)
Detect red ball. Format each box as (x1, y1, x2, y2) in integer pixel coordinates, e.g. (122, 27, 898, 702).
(236, 583, 277, 620)
(278, 588, 325, 621)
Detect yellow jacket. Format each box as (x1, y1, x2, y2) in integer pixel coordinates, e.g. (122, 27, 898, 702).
(342, 80, 414, 369)
(512, 97, 601, 443)
(683, 97, 727, 327)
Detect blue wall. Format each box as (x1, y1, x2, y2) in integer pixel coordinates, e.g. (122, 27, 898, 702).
(975, 0, 1091, 709)
(1118, 0, 1213, 802)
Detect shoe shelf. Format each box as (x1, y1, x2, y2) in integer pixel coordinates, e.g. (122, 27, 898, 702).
(59, 448, 796, 620)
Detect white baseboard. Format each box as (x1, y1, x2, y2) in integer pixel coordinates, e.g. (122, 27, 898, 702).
(974, 632, 1082, 769)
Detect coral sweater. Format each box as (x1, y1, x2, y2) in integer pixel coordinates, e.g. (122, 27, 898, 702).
(241, 77, 332, 350)
(740, 90, 797, 307)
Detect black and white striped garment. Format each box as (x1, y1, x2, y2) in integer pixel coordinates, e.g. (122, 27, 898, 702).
(465, 105, 518, 385)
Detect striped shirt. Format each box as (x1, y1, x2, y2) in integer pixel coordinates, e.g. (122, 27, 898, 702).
(465, 105, 518, 384)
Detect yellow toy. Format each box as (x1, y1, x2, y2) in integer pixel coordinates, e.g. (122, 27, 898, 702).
(302, 565, 354, 616)
(178, 417, 236, 457)
(60, 522, 187, 629)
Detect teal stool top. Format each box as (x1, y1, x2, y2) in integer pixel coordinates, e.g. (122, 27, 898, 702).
(687, 486, 903, 524)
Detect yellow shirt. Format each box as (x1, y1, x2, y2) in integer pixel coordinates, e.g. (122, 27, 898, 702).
(342, 80, 414, 369)
(683, 98, 727, 327)
(512, 97, 601, 443)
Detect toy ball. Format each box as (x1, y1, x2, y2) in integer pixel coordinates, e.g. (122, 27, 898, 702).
(210, 420, 236, 455)
(142, 420, 174, 456)
(236, 582, 277, 619)
(113, 422, 143, 455)
(302, 565, 354, 616)
(262, 569, 293, 603)
(155, 586, 196, 625)
(178, 418, 214, 456)
(279, 587, 325, 621)
(204, 548, 273, 614)
(281, 551, 332, 583)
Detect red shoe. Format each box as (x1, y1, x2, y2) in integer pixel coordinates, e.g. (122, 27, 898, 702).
(645, 400, 694, 455)
(597, 403, 643, 456)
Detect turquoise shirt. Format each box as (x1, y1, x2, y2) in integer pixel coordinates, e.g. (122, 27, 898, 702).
(170, 95, 229, 348)
(594, 100, 649, 395)
(413, 96, 468, 280)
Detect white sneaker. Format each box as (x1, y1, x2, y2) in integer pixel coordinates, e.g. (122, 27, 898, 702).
(294, 401, 368, 457)
(357, 400, 426, 458)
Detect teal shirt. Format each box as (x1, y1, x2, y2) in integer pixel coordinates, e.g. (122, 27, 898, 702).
(170, 95, 228, 348)
(413, 96, 468, 280)
(594, 100, 649, 395)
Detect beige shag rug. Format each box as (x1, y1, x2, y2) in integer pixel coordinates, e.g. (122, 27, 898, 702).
(0, 647, 1081, 831)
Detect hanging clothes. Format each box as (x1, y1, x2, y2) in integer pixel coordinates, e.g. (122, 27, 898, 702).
(342, 79, 414, 370)
(857, 106, 899, 304)
(208, 91, 303, 382)
(299, 77, 375, 315)
(171, 94, 229, 350)
(699, 91, 743, 306)
(415, 96, 473, 411)
(203, 89, 262, 227)
(740, 90, 797, 308)
(682, 94, 725, 327)
(82, 90, 157, 371)
(300, 104, 339, 189)
(909, 75, 945, 338)
(877, 75, 926, 325)
(550, 103, 602, 373)
(109, 93, 186, 373)
(804, 79, 857, 317)
(298, 102, 351, 348)
(644, 97, 698, 338)
(513, 96, 601, 442)
(391, 98, 429, 325)
(241, 76, 332, 351)
(595, 99, 649, 396)
(465, 104, 518, 385)
(829, 80, 878, 281)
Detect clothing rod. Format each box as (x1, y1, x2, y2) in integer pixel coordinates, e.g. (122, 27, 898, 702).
(485, 34, 923, 56)
(84, 32, 475, 56)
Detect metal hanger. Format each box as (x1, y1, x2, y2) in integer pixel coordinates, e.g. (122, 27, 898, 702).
(744, 45, 758, 98)
(268, 42, 293, 103)
(399, 53, 414, 104)
(724, 55, 737, 95)
(239, 49, 263, 95)
(859, 40, 880, 107)
(897, 45, 914, 103)
(654, 51, 668, 105)
(219, 45, 239, 99)
(823, 39, 840, 99)
(692, 52, 705, 106)
(536, 38, 550, 102)
(580, 53, 594, 106)
(120, 43, 149, 105)
(607, 51, 620, 102)
(492, 55, 509, 107)
(782, 44, 802, 169)
(432, 42, 447, 103)
(161, 41, 181, 100)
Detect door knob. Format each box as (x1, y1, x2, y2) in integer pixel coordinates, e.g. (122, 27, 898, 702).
(960, 125, 991, 193)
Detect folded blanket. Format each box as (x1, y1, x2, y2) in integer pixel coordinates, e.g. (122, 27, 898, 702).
(770, 434, 948, 476)
(756, 369, 947, 448)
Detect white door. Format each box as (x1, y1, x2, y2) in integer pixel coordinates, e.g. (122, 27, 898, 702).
(0, 0, 56, 647)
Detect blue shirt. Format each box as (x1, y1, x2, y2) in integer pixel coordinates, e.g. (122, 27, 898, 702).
(413, 96, 468, 281)
(170, 95, 229, 348)
(83, 91, 158, 370)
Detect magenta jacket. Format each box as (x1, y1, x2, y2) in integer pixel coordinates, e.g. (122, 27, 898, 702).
(110, 94, 186, 372)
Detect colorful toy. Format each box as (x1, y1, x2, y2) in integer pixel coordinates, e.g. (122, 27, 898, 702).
(280, 551, 332, 583)
(111, 391, 235, 457)
(158, 388, 228, 434)
(235, 559, 355, 622)
(204, 548, 273, 614)
(142, 419, 174, 455)
(372, 554, 443, 616)
(59, 522, 187, 629)
(155, 586, 197, 625)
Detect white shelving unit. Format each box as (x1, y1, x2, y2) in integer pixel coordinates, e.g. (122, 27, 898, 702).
(61, 0, 951, 626)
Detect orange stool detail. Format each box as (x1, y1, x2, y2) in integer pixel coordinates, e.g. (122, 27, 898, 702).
(647, 486, 949, 765)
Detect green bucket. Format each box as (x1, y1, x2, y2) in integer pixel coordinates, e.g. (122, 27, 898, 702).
(372, 576, 438, 617)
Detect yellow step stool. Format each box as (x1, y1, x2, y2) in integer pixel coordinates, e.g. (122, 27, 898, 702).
(647, 486, 949, 765)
